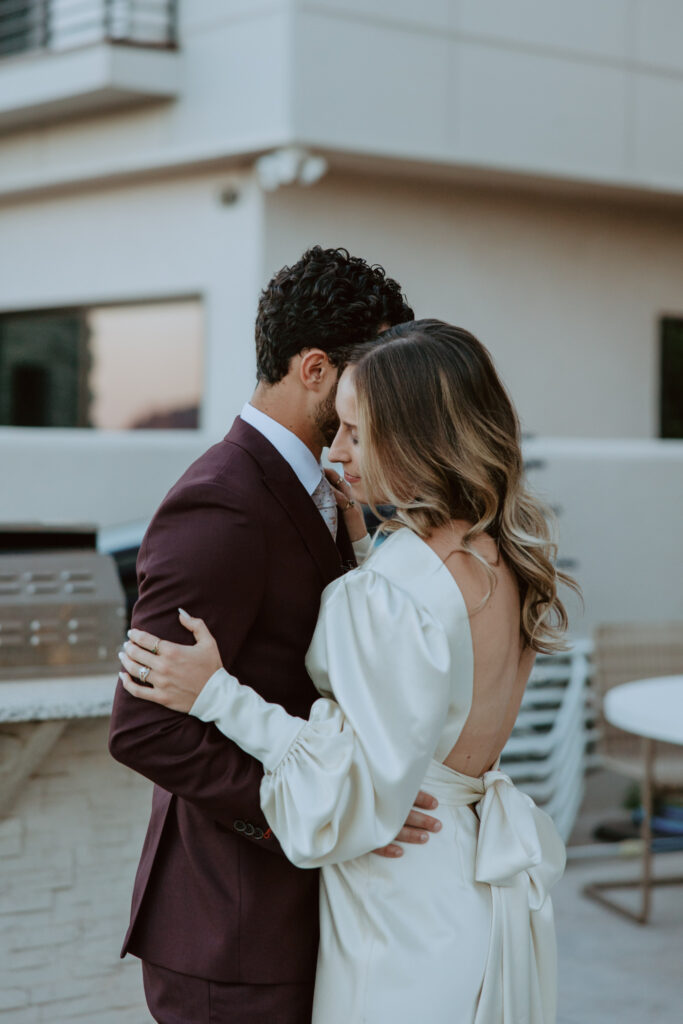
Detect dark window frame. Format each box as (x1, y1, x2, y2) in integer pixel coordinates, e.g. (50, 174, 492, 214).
(660, 316, 683, 440)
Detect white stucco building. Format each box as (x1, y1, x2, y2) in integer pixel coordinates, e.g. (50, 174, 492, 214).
(1, 6, 682, 1020)
(1, 0, 682, 632)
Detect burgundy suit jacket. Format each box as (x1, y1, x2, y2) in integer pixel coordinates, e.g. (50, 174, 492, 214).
(108, 417, 355, 984)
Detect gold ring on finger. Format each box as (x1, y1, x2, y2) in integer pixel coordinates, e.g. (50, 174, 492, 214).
(152, 640, 160, 656)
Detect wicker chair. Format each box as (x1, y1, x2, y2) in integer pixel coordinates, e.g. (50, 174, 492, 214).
(584, 621, 683, 923)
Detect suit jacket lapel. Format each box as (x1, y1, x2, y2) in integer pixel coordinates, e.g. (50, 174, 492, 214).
(225, 417, 350, 586)
(335, 510, 356, 572)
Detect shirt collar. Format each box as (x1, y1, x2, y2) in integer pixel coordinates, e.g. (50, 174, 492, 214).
(240, 403, 322, 496)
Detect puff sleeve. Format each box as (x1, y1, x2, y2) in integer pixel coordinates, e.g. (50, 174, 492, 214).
(190, 569, 453, 867)
(351, 533, 373, 565)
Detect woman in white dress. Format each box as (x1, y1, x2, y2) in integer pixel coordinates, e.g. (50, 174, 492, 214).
(120, 320, 576, 1024)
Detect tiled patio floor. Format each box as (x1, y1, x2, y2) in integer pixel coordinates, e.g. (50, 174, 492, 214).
(554, 852, 683, 1024)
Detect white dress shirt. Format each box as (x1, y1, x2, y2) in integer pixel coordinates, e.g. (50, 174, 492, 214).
(240, 403, 322, 495)
(240, 403, 371, 560)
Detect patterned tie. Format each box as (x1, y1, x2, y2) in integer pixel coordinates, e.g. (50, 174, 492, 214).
(311, 473, 338, 539)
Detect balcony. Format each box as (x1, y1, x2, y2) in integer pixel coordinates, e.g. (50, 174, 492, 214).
(0, 1, 180, 132)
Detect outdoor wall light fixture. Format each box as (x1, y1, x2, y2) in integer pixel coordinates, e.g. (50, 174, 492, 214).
(255, 147, 329, 191)
(219, 185, 241, 205)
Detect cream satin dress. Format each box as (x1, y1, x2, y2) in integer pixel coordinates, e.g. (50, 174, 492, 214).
(191, 527, 566, 1024)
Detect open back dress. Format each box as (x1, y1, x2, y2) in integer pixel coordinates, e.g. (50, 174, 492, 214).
(190, 527, 566, 1024)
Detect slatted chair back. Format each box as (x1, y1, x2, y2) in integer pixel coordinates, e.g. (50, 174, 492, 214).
(593, 621, 683, 777)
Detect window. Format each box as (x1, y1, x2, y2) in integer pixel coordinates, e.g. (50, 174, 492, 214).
(0, 300, 203, 430)
(660, 317, 683, 439)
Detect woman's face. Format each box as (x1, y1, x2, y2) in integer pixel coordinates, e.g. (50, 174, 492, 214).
(328, 367, 367, 504)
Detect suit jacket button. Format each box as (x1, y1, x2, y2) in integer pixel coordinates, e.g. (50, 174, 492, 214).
(244, 823, 256, 837)
(234, 820, 246, 832)
(253, 827, 264, 840)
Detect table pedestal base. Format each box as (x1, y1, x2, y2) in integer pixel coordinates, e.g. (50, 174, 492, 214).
(583, 873, 683, 925)
(583, 737, 683, 924)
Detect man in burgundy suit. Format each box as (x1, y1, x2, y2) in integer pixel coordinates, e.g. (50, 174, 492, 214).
(109, 247, 439, 1023)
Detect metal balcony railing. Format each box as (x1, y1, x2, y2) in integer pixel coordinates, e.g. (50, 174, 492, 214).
(0, 0, 177, 58)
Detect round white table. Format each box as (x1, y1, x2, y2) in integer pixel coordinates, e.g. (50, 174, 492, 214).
(586, 674, 683, 924)
(605, 675, 683, 747)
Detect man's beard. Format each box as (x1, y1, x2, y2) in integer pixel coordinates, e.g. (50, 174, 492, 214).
(314, 385, 339, 447)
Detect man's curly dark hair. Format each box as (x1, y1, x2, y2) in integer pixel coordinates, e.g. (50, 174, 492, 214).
(255, 246, 414, 384)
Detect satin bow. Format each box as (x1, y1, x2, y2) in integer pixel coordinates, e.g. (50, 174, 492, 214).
(474, 769, 565, 910)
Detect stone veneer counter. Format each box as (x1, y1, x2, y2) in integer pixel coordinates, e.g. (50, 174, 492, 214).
(0, 676, 116, 723)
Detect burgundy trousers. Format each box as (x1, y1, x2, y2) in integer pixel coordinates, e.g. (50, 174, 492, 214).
(142, 961, 315, 1024)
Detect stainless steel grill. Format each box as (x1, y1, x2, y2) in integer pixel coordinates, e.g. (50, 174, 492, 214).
(0, 526, 126, 680)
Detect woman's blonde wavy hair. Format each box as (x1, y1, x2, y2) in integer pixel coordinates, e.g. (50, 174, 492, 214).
(349, 319, 580, 655)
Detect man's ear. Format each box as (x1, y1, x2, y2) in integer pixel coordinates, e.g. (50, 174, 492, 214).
(298, 348, 333, 391)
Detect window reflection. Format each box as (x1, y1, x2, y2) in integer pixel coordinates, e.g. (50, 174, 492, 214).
(0, 300, 203, 430)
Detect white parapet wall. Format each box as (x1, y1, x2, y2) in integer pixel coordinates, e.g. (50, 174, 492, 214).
(524, 438, 683, 637)
(1, 429, 681, 638)
(0, 427, 211, 529)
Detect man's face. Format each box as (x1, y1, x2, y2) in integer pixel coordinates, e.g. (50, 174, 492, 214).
(313, 375, 340, 447)
(313, 325, 390, 447)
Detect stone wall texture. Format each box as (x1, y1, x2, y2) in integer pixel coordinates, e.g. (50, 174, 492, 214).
(0, 718, 151, 1022)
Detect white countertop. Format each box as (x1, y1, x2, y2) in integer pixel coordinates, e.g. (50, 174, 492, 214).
(0, 675, 117, 723)
(604, 675, 683, 746)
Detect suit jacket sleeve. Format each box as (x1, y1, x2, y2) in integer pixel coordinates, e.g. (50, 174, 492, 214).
(108, 479, 285, 855)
